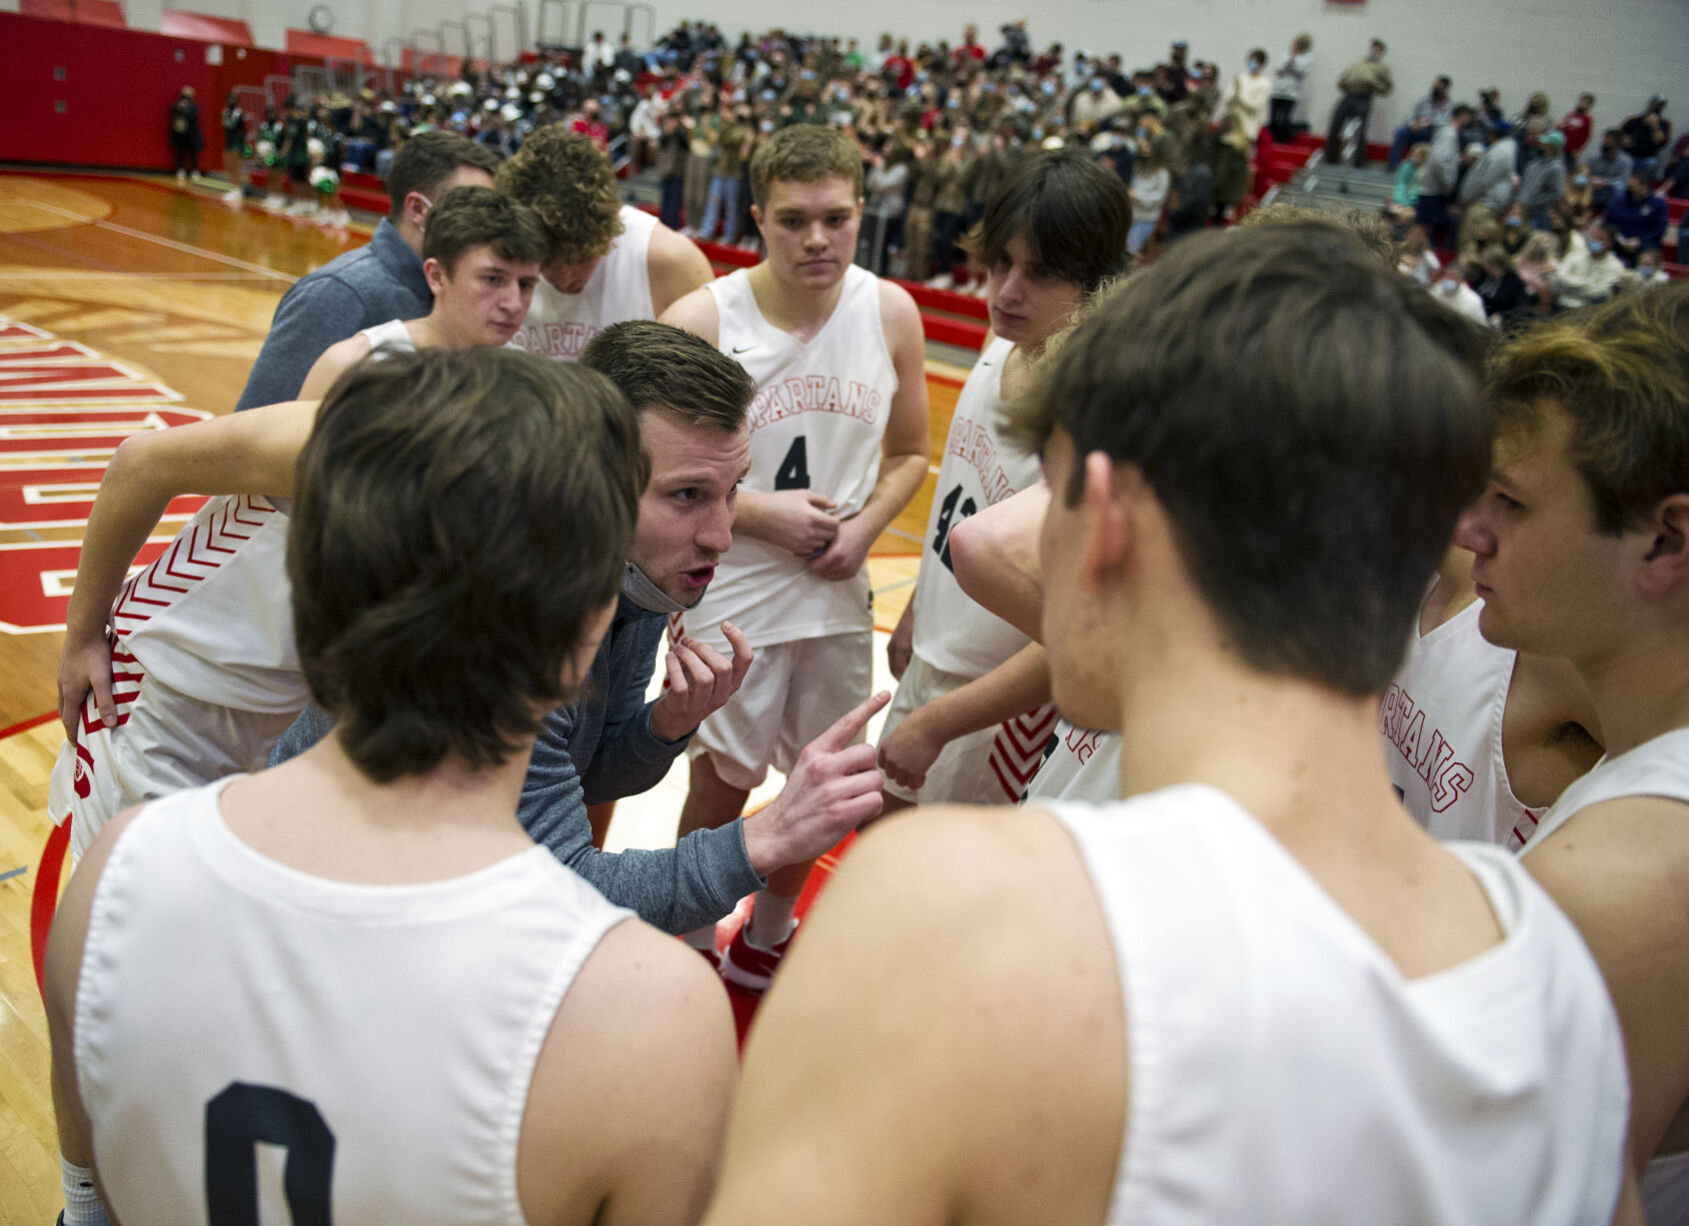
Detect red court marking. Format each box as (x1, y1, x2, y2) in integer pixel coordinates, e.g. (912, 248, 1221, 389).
(720, 831, 859, 1049)
(0, 538, 172, 633)
(31, 817, 70, 998)
(0, 463, 205, 527)
(0, 709, 57, 740)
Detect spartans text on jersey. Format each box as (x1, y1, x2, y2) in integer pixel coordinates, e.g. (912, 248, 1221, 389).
(1379, 683, 1476, 813)
(747, 375, 882, 430)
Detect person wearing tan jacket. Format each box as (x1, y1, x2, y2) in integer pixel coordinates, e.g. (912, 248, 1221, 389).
(1326, 39, 1393, 167)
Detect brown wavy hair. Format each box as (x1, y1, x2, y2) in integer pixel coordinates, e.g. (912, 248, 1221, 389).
(495, 123, 625, 264)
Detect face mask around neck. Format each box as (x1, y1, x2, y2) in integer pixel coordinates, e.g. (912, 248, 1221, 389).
(622, 562, 686, 614)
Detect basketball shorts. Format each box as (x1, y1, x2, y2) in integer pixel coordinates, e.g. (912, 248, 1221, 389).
(688, 631, 872, 791)
(879, 654, 1058, 805)
(49, 645, 297, 861)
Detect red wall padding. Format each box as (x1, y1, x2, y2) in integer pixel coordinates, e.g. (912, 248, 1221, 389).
(0, 12, 293, 170)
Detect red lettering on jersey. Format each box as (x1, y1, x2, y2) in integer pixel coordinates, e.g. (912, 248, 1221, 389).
(1379, 683, 1476, 814)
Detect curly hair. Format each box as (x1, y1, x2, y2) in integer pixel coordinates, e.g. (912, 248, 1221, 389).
(495, 123, 625, 264)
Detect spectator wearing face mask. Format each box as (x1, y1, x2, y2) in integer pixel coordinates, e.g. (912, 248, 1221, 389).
(1458, 120, 1519, 216)
(1562, 167, 1597, 226)
(1431, 260, 1487, 322)
(1388, 76, 1452, 170)
(1415, 102, 1473, 248)
(1326, 39, 1392, 168)
(1621, 96, 1671, 183)
(1073, 73, 1125, 130)
(1581, 129, 1634, 212)
(1519, 130, 1568, 229)
(1218, 50, 1273, 143)
(1633, 248, 1669, 288)
(1552, 222, 1625, 306)
(1603, 172, 1669, 265)
(1471, 243, 1529, 325)
(1268, 34, 1314, 144)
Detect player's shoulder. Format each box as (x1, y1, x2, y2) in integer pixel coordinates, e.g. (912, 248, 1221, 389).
(647, 222, 715, 314)
(658, 278, 722, 343)
(842, 803, 1098, 957)
(1525, 793, 1689, 933)
(874, 273, 922, 330)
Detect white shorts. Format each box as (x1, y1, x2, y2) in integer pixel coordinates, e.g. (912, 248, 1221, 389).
(49, 642, 297, 860)
(689, 631, 872, 791)
(879, 654, 1059, 805)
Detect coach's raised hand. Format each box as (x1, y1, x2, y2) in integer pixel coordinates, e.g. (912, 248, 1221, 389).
(649, 622, 755, 742)
(741, 691, 890, 876)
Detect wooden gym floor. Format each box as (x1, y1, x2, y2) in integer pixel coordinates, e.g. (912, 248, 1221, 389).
(0, 168, 967, 1216)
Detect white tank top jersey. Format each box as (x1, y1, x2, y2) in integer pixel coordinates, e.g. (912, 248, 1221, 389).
(910, 335, 1043, 679)
(76, 778, 632, 1226)
(683, 264, 899, 649)
(507, 205, 658, 361)
(1519, 726, 1689, 1226)
(1023, 721, 1123, 805)
(357, 316, 417, 355)
(1042, 783, 1629, 1226)
(1381, 598, 1543, 849)
(110, 319, 418, 714)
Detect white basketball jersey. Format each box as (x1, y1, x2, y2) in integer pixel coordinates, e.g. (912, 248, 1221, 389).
(358, 317, 417, 355)
(1024, 721, 1122, 804)
(508, 205, 657, 361)
(910, 335, 1043, 678)
(76, 779, 632, 1226)
(109, 318, 417, 714)
(1045, 784, 1629, 1225)
(1520, 726, 1689, 1226)
(685, 265, 899, 649)
(1381, 598, 1542, 849)
(113, 495, 304, 714)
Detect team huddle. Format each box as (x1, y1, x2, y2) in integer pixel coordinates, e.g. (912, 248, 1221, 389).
(36, 119, 1689, 1225)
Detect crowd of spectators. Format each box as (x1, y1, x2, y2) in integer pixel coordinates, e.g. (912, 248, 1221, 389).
(222, 18, 1684, 303)
(1383, 75, 1681, 326)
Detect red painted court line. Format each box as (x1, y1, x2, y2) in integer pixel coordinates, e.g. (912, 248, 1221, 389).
(0, 710, 56, 740)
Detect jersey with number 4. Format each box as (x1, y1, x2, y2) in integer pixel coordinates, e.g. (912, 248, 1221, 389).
(76, 778, 632, 1225)
(685, 265, 899, 649)
(911, 335, 1041, 678)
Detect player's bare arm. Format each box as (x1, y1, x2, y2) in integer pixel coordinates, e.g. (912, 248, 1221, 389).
(56, 400, 319, 734)
(948, 481, 1049, 640)
(1524, 797, 1689, 1181)
(809, 281, 931, 581)
(520, 920, 737, 1226)
(879, 643, 1050, 793)
(297, 331, 376, 400)
(45, 803, 147, 1226)
(648, 223, 716, 318)
(701, 805, 1125, 1226)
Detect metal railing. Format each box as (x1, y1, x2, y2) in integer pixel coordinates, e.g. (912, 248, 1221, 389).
(576, 0, 652, 47)
(536, 0, 573, 48)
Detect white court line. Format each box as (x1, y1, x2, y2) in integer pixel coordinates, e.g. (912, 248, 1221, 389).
(9, 199, 301, 284)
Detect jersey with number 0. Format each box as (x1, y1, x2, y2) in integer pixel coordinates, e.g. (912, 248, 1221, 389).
(1381, 597, 1543, 849)
(1520, 726, 1689, 1226)
(508, 205, 657, 361)
(1047, 784, 1628, 1224)
(685, 264, 899, 649)
(77, 778, 632, 1226)
(911, 335, 1042, 678)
